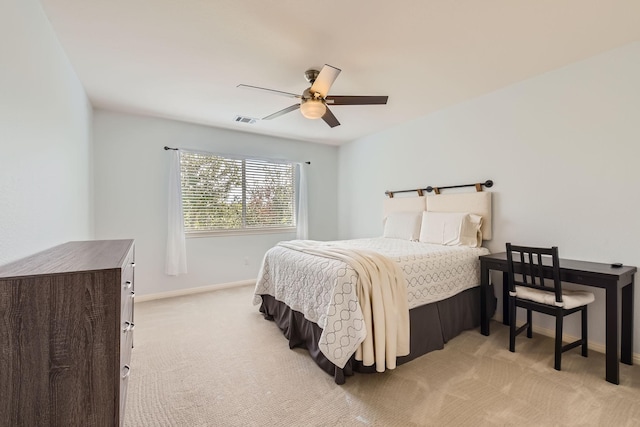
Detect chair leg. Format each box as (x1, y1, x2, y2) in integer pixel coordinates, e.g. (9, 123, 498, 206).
(555, 312, 563, 371)
(581, 306, 588, 357)
(509, 298, 516, 352)
(526, 309, 533, 338)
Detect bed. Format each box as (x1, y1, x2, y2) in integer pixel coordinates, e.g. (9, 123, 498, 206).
(253, 191, 497, 384)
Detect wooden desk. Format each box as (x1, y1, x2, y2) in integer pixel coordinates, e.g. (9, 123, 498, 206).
(479, 252, 636, 385)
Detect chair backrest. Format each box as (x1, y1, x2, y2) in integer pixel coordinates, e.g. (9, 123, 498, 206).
(506, 243, 563, 304)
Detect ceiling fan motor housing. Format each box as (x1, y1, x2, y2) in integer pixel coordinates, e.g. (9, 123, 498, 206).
(302, 87, 323, 101)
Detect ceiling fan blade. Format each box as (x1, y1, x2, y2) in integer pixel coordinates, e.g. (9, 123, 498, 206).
(262, 104, 300, 120)
(321, 107, 340, 128)
(237, 84, 300, 98)
(325, 95, 388, 105)
(310, 64, 341, 98)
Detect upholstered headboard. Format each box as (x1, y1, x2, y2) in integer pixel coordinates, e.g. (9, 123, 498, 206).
(426, 192, 492, 240)
(382, 196, 426, 215)
(383, 192, 492, 240)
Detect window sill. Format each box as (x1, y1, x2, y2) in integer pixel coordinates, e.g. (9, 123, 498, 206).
(186, 228, 297, 238)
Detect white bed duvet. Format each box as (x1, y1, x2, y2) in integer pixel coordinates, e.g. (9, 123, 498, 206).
(253, 237, 489, 369)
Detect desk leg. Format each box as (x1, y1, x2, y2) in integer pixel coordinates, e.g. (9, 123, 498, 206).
(502, 272, 509, 326)
(605, 286, 620, 385)
(480, 262, 489, 336)
(621, 279, 634, 366)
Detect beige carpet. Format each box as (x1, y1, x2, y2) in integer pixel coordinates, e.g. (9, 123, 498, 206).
(124, 285, 640, 426)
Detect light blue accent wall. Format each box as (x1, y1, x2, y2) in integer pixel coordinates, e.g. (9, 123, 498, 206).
(338, 41, 640, 353)
(0, 0, 93, 265)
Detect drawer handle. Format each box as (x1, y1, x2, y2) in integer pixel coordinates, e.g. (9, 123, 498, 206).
(131, 262, 136, 268)
(130, 292, 135, 300)
(123, 281, 133, 290)
(123, 321, 135, 333)
(122, 365, 131, 379)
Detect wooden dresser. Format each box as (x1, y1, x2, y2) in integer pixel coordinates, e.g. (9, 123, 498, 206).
(0, 239, 135, 426)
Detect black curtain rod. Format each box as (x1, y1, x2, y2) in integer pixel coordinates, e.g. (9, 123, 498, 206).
(386, 179, 493, 197)
(425, 179, 493, 193)
(163, 146, 310, 164)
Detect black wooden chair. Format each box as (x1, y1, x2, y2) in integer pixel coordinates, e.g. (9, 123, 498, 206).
(506, 243, 595, 370)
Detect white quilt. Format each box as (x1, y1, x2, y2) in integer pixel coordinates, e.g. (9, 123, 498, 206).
(253, 238, 489, 370)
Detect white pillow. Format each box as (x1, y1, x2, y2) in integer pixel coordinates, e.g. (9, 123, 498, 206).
(383, 212, 422, 240)
(419, 211, 483, 247)
(459, 213, 483, 247)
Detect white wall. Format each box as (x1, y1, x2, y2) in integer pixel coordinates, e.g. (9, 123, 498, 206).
(338, 41, 640, 353)
(93, 110, 338, 296)
(0, 0, 93, 265)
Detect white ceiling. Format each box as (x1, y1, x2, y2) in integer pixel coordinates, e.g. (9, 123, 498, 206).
(39, 0, 640, 146)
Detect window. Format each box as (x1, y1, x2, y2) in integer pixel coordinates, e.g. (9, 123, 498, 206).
(180, 151, 296, 235)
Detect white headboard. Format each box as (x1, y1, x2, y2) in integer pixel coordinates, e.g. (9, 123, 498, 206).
(382, 196, 426, 216)
(383, 192, 492, 240)
(426, 192, 492, 240)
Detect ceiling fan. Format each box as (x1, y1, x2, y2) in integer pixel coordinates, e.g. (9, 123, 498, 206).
(237, 64, 388, 128)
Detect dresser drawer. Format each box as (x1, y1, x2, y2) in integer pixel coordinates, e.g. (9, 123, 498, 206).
(120, 245, 135, 335)
(120, 291, 134, 427)
(120, 330, 133, 427)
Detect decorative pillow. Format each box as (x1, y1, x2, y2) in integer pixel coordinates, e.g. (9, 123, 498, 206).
(419, 211, 483, 247)
(383, 212, 422, 240)
(458, 213, 483, 247)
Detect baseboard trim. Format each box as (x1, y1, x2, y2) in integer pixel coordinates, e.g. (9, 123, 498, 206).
(135, 279, 255, 302)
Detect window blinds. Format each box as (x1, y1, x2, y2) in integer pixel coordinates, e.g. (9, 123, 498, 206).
(180, 151, 295, 232)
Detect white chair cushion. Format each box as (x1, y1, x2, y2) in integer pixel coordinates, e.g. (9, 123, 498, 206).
(515, 285, 595, 310)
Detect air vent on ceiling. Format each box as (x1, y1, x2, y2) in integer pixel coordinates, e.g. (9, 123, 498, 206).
(234, 115, 258, 124)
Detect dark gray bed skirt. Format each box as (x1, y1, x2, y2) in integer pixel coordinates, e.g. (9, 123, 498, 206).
(258, 284, 496, 384)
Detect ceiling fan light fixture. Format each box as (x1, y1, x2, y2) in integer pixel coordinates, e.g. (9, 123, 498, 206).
(300, 98, 326, 119)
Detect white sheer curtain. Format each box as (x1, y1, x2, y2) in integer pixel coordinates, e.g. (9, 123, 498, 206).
(165, 150, 188, 275)
(296, 163, 308, 240)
